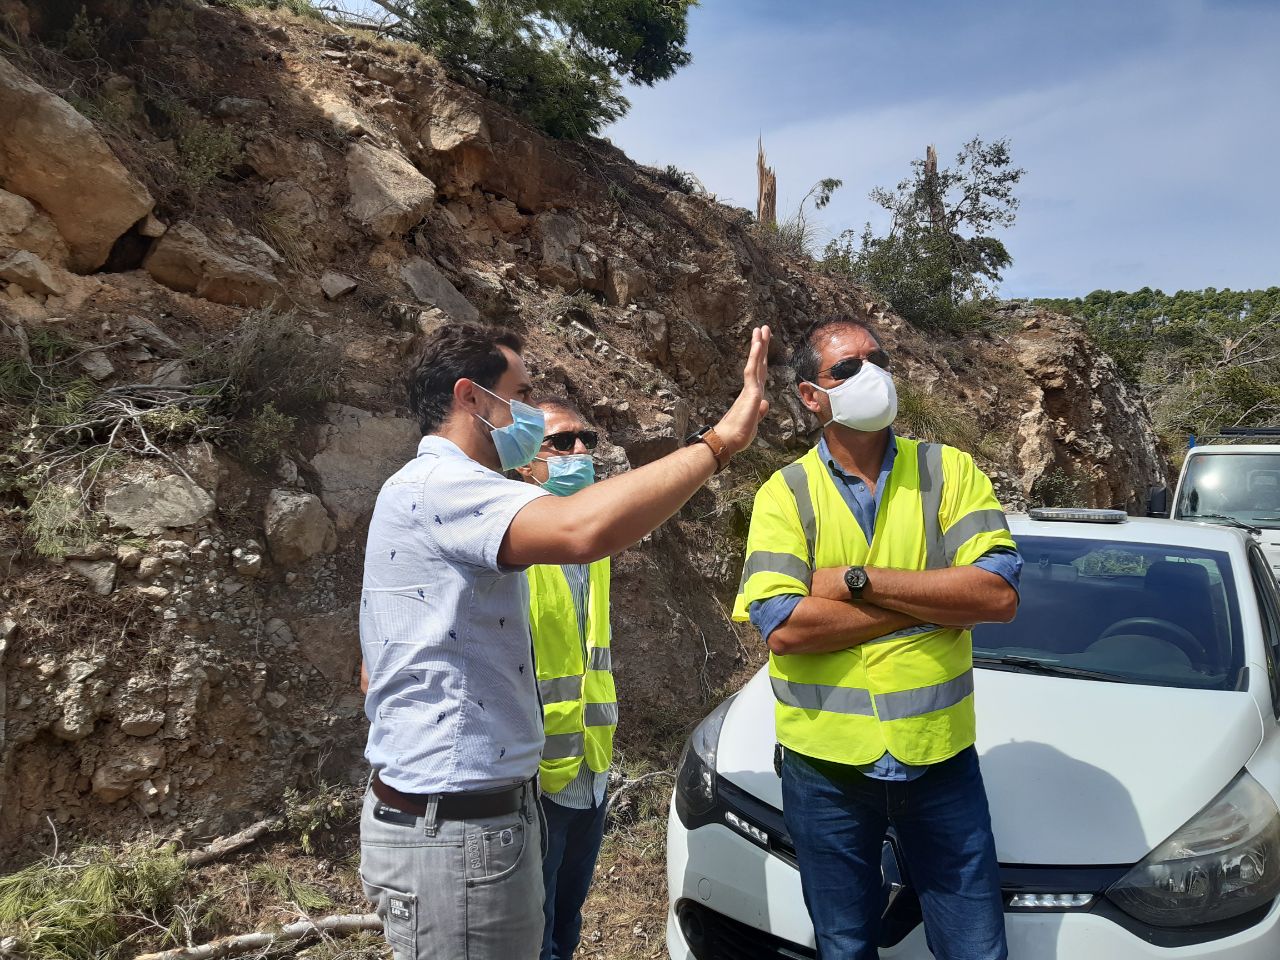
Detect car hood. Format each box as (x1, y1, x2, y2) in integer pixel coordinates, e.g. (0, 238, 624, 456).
(715, 666, 1264, 865)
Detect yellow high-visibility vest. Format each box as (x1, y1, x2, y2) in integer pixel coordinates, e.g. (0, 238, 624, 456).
(733, 437, 1016, 766)
(529, 558, 616, 794)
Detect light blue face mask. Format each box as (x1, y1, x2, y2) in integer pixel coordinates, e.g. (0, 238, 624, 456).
(537, 454, 596, 496)
(474, 384, 545, 471)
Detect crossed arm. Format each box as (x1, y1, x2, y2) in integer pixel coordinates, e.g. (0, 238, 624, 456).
(765, 564, 1017, 656)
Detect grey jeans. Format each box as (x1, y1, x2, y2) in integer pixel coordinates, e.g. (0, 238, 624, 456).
(360, 782, 544, 960)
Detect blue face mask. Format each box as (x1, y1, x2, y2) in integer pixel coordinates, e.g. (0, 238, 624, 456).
(474, 384, 545, 471)
(538, 454, 595, 496)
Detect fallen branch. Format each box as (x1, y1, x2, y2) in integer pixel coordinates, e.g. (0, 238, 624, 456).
(606, 770, 674, 817)
(184, 816, 283, 868)
(132, 913, 381, 960)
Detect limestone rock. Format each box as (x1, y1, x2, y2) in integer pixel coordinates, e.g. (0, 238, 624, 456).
(92, 744, 164, 802)
(345, 141, 435, 238)
(320, 271, 358, 300)
(68, 559, 117, 596)
(0, 57, 153, 272)
(143, 221, 285, 308)
(123, 314, 182, 357)
(0, 249, 68, 297)
(488, 198, 526, 233)
(116, 676, 167, 737)
(100, 473, 216, 534)
(77, 350, 115, 381)
(0, 188, 67, 263)
(400, 257, 479, 322)
(533, 213, 581, 289)
(213, 96, 268, 120)
(606, 257, 650, 307)
(311, 404, 419, 534)
(263, 489, 337, 567)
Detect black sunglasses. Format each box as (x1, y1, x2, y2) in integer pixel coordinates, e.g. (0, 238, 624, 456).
(543, 430, 599, 452)
(819, 350, 892, 382)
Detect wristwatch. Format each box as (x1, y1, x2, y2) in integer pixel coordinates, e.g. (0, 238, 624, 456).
(686, 425, 732, 473)
(844, 565, 869, 600)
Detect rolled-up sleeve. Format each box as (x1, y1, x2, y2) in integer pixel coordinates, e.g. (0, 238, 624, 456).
(973, 546, 1022, 595)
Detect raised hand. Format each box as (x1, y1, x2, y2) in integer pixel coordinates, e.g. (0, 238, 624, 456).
(714, 325, 771, 457)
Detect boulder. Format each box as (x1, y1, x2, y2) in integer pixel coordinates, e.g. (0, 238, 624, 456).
(345, 141, 436, 238)
(78, 350, 115, 381)
(91, 744, 164, 802)
(0, 188, 68, 263)
(0, 249, 68, 297)
(143, 221, 285, 308)
(320, 270, 358, 300)
(533, 213, 581, 289)
(100, 473, 216, 534)
(0, 57, 153, 272)
(212, 96, 268, 121)
(399, 257, 479, 322)
(123, 313, 181, 358)
(311, 403, 419, 534)
(606, 256, 650, 307)
(263, 489, 337, 567)
(488, 198, 526, 234)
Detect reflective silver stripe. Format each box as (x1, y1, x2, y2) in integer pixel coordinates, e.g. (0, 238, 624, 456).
(588, 647, 611, 671)
(780, 462, 817, 569)
(942, 508, 1010, 564)
(584, 702, 618, 726)
(539, 675, 582, 704)
(542, 732, 585, 760)
(875, 668, 974, 722)
(771, 675, 874, 716)
(917, 442, 946, 569)
(736, 550, 812, 596)
(864, 623, 939, 645)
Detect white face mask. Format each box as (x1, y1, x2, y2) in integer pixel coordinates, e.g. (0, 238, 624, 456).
(808, 361, 898, 433)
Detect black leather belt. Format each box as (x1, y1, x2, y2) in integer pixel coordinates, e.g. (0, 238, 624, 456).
(372, 771, 527, 820)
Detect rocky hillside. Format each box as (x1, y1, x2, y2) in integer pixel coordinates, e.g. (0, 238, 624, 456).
(0, 0, 1164, 872)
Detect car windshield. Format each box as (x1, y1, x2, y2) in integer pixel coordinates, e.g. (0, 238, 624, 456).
(972, 535, 1244, 691)
(1176, 453, 1280, 530)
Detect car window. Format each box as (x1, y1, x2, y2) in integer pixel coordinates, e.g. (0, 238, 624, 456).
(1248, 545, 1280, 715)
(973, 535, 1244, 691)
(1177, 453, 1280, 530)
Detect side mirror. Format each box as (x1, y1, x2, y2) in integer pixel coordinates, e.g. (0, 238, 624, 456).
(1147, 485, 1170, 519)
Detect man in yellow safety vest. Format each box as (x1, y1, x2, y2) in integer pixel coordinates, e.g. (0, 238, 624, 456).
(734, 316, 1022, 960)
(515, 398, 616, 960)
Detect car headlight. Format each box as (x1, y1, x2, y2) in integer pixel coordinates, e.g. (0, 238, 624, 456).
(1108, 771, 1280, 927)
(674, 694, 736, 819)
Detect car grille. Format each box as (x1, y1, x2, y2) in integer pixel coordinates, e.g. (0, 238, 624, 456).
(675, 900, 816, 960)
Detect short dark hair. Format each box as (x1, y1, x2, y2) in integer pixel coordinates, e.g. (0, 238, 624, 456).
(790, 316, 880, 384)
(536, 395, 587, 423)
(405, 323, 524, 434)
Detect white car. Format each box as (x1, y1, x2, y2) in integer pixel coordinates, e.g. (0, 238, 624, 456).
(667, 509, 1280, 959)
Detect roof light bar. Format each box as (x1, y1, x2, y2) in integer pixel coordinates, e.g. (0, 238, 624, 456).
(1028, 508, 1128, 524)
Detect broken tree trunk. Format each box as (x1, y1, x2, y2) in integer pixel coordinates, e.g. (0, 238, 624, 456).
(923, 144, 947, 233)
(757, 138, 777, 229)
(184, 816, 283, 867)
(131, 913, 382, 960)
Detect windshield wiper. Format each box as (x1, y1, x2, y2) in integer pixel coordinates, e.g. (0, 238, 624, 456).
(1186, 513, 1261, 534)
(973, 654, 1123, 683)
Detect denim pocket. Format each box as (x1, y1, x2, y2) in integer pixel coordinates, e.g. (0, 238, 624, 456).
(464, 817, 528, 886)
(364, 882, 417, 953)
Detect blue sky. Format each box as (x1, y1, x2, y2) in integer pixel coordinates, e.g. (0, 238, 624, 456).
(338, 1, 1277, 299)
(603, 0, 1279, 299)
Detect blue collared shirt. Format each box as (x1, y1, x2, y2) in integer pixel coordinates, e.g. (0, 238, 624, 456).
(361, 435, 551, 793)
(748, 432, 1022, 781)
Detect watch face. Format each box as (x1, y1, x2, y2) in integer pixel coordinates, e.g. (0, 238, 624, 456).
(846, 567, 868, 590)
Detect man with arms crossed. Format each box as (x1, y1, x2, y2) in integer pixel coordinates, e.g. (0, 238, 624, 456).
(360, 321, 769, 960)
(734, 316, 1020, 960)
(514, 398, 615, 960)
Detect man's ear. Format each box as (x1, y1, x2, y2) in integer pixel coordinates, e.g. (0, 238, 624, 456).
(453, 378, 476, 411)
(514, 461, 535, 480)
(797, 381, 825, 416)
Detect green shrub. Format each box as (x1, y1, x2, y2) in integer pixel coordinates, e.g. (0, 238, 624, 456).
(1031, 467, 1085, 508)
(240, 401, 296, 464)
(895, 382, 979, 451)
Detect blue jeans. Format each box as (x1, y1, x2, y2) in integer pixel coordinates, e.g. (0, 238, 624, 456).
(782, 746, 1007, 960)
(539, 793, 608, 960)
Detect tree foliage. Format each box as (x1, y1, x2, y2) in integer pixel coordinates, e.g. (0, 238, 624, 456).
(825, 137, 1024, 330)
(367, 0, 695, 138)
(1033, 287, 1280, 445)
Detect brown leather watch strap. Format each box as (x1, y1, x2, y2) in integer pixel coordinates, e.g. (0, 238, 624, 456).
(695, 427, 732, 473)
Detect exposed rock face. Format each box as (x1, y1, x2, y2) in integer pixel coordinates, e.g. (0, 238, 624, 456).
(1004, 306, 1164, 511)
(143, 221, 285, 308)
(0, 56, 153, 272)
(293, 609, 359, 683)
(400, 257, 479, 322)
(345, 141, 436, 238)
(91, 745, 164, 802)
(311, 404, 420, 535)
(263, 489, 337, 567)
(320, 270, 357, 300)
(100, 473, 217, 534)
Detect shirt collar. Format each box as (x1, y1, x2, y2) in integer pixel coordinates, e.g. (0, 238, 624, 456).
(818, 428, 897, 485)
(417, 434, 466, 458)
